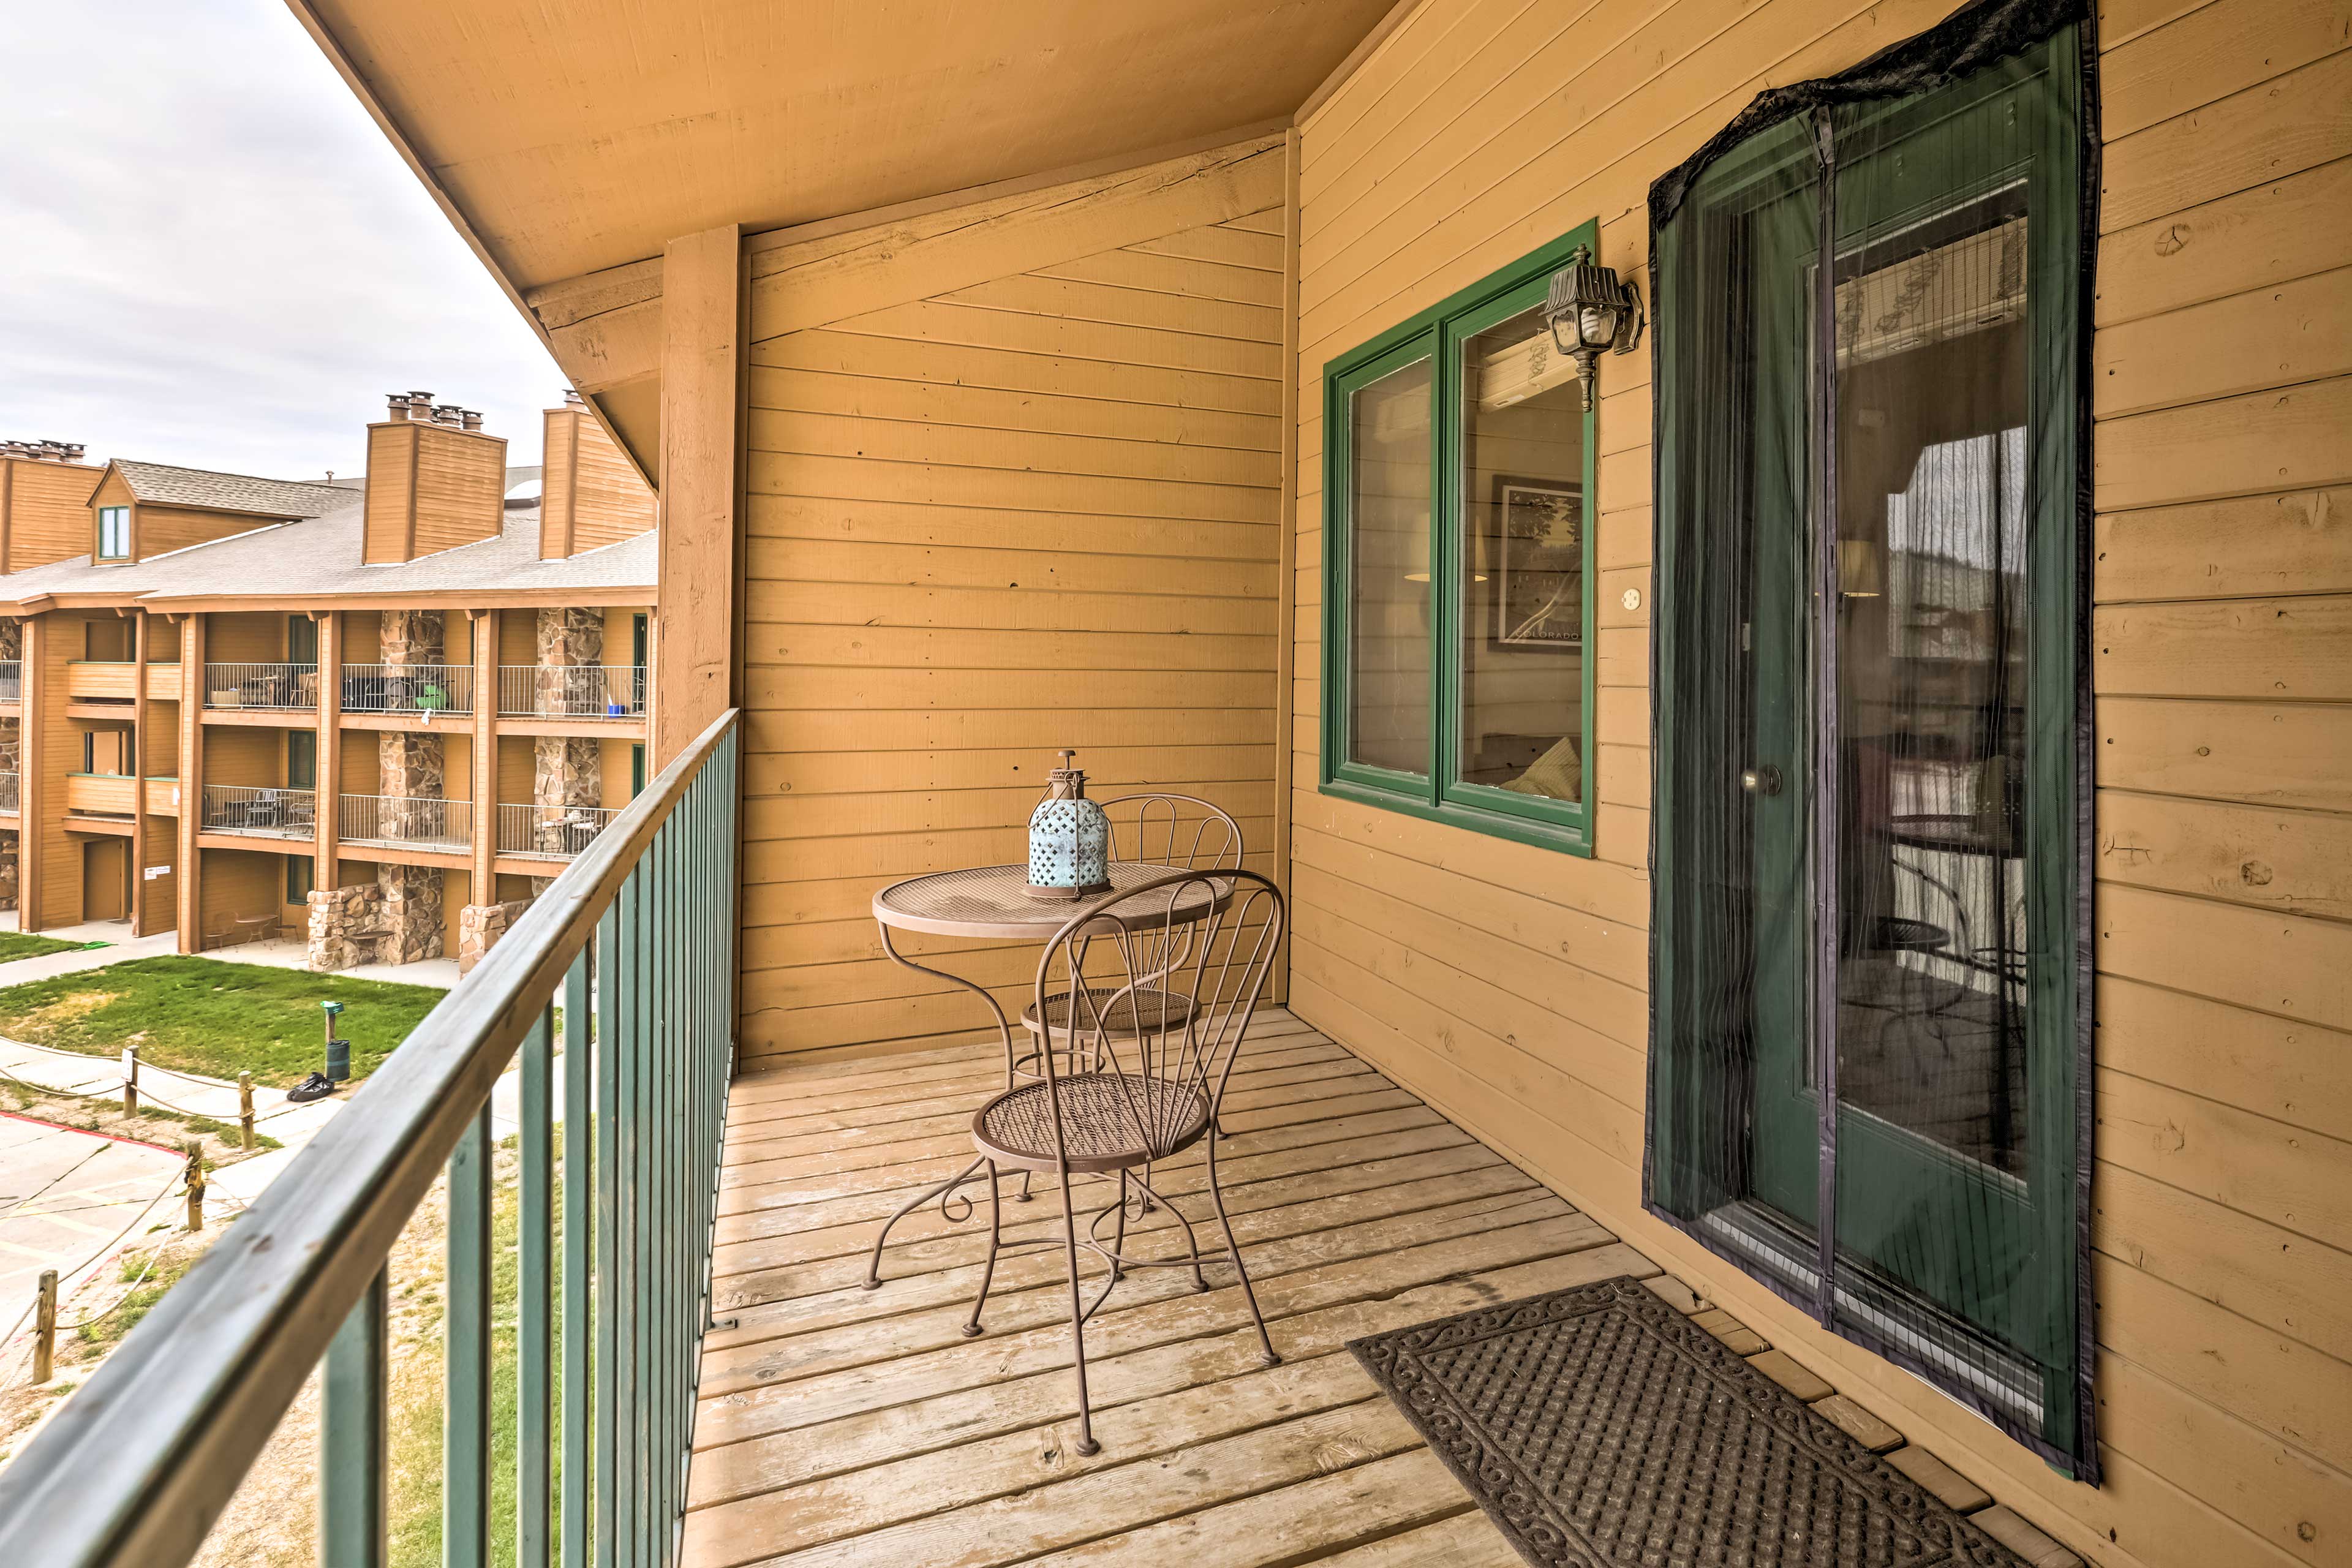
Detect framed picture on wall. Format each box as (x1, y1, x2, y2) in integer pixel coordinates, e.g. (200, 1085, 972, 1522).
(1489, 474, 1583, 650)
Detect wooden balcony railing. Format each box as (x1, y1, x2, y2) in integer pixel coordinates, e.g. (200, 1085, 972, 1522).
(499, 664, 647, 718)
(63, 772, 136, 815)
(0, 710, 740, 1567)
(339, 793, 473, 853)
(64, 660, 137, 701)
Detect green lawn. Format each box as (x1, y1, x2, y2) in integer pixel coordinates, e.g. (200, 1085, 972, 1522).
(0, 957, 447, 1088)
(0, 930, 106, 963)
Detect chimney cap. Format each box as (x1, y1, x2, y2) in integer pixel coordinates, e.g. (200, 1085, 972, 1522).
(562, 388, 586, 407)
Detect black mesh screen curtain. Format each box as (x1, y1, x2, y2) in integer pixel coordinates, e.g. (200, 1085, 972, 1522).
(1645, 0, 2098, 1477)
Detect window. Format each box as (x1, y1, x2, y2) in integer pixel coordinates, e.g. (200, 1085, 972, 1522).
(1645, 21, 2094, 1473)
(630, 742, 645, 797)
(287, 730, 316, 790)
(97, 506, 130, 561)
(1322, 225, 1599, 856)
(287, 855, 314, 906)
(288, 615, 318, 664)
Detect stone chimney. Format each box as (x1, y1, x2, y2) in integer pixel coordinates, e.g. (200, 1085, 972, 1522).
(0, 438, 102, 573)
(538, 392, 655, 560)
(363, 392, 508, 564)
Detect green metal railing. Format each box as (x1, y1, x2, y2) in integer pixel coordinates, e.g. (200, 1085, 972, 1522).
(0, 709, 742, 1568)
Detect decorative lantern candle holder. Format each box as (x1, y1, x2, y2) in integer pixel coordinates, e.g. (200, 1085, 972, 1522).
(1025, 749, 1112, 899)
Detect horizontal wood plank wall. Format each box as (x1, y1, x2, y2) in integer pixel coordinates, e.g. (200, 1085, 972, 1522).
(737, 137, 1291, 1064)
(1290, 3, 2351, 1567)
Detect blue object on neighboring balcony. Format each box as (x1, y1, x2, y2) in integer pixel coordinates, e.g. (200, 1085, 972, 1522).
(1025, 749, 1111, 900)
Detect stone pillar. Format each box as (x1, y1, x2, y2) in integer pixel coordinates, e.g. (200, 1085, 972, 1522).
(535, 606, 603, 715)
(0, 617, 21, 661)
(377, 864, 445, 965)
(456, 896, 533, 976)
(0, 831, 17, 911)
(374, 608, 449, 961)
(380, 608, 444, 671)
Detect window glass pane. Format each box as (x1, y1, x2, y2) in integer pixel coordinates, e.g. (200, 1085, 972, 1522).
(287, 729, 317, 790)
(1458, 304, 1586, 799)
(288, 614, 319, 663)
(1346, 356, 1433, 774)
(1832, 192, 2032, 1177)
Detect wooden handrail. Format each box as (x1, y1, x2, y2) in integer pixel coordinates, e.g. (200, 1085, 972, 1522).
(0, 706, 742, 1568)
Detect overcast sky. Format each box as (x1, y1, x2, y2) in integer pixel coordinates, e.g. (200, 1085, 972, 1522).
(0, 1, 562, 481)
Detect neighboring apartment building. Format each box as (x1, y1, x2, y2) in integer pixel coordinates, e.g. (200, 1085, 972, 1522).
(0, 392, 656, 973)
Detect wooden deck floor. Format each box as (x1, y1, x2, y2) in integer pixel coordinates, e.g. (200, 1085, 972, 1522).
(684, 1008, 2045, 1567)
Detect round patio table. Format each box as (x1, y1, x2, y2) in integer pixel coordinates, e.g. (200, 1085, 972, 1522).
(860, 861, 1229, 1296)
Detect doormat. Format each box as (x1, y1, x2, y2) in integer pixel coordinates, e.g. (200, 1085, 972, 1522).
(1346, 1275, 2029, 1567)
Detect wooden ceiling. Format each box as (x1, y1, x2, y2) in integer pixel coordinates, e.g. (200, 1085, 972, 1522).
(294, 0, 1395, 295)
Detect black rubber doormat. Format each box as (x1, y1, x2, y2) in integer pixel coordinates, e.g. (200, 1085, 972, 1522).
(1346, 1275, 2029, 1567)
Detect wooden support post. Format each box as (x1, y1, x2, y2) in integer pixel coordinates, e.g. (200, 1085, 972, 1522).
(654, 222, 744, 767)
(183, 1140, 205, 1234)
(19, 614, 41, 932)
(315, 609, 342, 897)
(175, 612, 205, 953)
(129, 611, 150, 937)
(121, 1046, 138, 1117)
(238, 1071, 255, 1151)
(31, 1268, 56, 1384)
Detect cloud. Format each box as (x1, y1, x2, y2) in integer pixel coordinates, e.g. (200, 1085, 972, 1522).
(0, 0, 562, 480)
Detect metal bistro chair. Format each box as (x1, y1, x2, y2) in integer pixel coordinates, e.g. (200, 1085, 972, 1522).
(965, 866, 1285, 1457)
(1016, 793, 1242, 1074)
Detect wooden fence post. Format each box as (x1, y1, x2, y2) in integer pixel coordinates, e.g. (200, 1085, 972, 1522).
(32, 1269, 57, 1384)
(238, 1072, 255, 1151)
(183, 1142, 205, 1234)
(121, 1046, 138, 1117)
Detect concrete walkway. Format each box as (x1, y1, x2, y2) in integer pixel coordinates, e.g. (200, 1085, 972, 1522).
(0, 913, 459, 991)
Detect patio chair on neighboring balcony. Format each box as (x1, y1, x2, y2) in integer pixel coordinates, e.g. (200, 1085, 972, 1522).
(964, 867, 1286, 1457)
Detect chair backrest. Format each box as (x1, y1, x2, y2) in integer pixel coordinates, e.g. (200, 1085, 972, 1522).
(1097, 793, 1243, 872)
(1031, 867, 1285, 1161)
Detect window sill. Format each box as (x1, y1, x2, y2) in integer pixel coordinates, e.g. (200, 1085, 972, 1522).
(1319, 774, 1593, 859)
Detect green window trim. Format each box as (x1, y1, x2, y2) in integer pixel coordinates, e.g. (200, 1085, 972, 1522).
(1319, 220, 1602, 858)
(96, 506, 131, 562)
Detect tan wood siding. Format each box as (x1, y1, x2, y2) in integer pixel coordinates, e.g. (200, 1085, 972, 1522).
(0, 456, 103, 572)
(135, 504, 278, 560)
(736, 137, 1288, 1065)
(1291, 4, 2352, 1567)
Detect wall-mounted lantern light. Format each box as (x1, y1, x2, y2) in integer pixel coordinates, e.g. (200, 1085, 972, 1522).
(1545, 244, 1646, 412)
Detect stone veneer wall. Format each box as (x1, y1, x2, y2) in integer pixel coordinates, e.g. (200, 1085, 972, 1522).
(456, 897, 533, 976)
(375, 608, 448, 962)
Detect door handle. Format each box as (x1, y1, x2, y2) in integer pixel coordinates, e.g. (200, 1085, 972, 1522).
(1741, 764, 1784, 797)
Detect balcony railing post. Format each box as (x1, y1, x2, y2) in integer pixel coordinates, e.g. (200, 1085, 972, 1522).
(445, 1104, 492, 1568)
(320, 1268, 388, 1568)
(560, 945, 593, 1568)
(518, 1004, 554, 1568)
(592, 907, 622, 1568)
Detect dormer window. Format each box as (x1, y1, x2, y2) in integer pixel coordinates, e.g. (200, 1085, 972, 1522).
(97, 505, 130, 560)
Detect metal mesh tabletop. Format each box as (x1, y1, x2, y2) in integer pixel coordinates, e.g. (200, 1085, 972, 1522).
(872, 862, 1225, 939)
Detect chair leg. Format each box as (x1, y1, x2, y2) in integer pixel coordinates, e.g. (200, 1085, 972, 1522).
(963, 1161, 1001, 1338)
(1054, 1163, 1100, 1456)
(1206, 1132, 1278, 1366)
(864, 1155, 983, 1291)
(1109, 1170, 1129, 1283)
